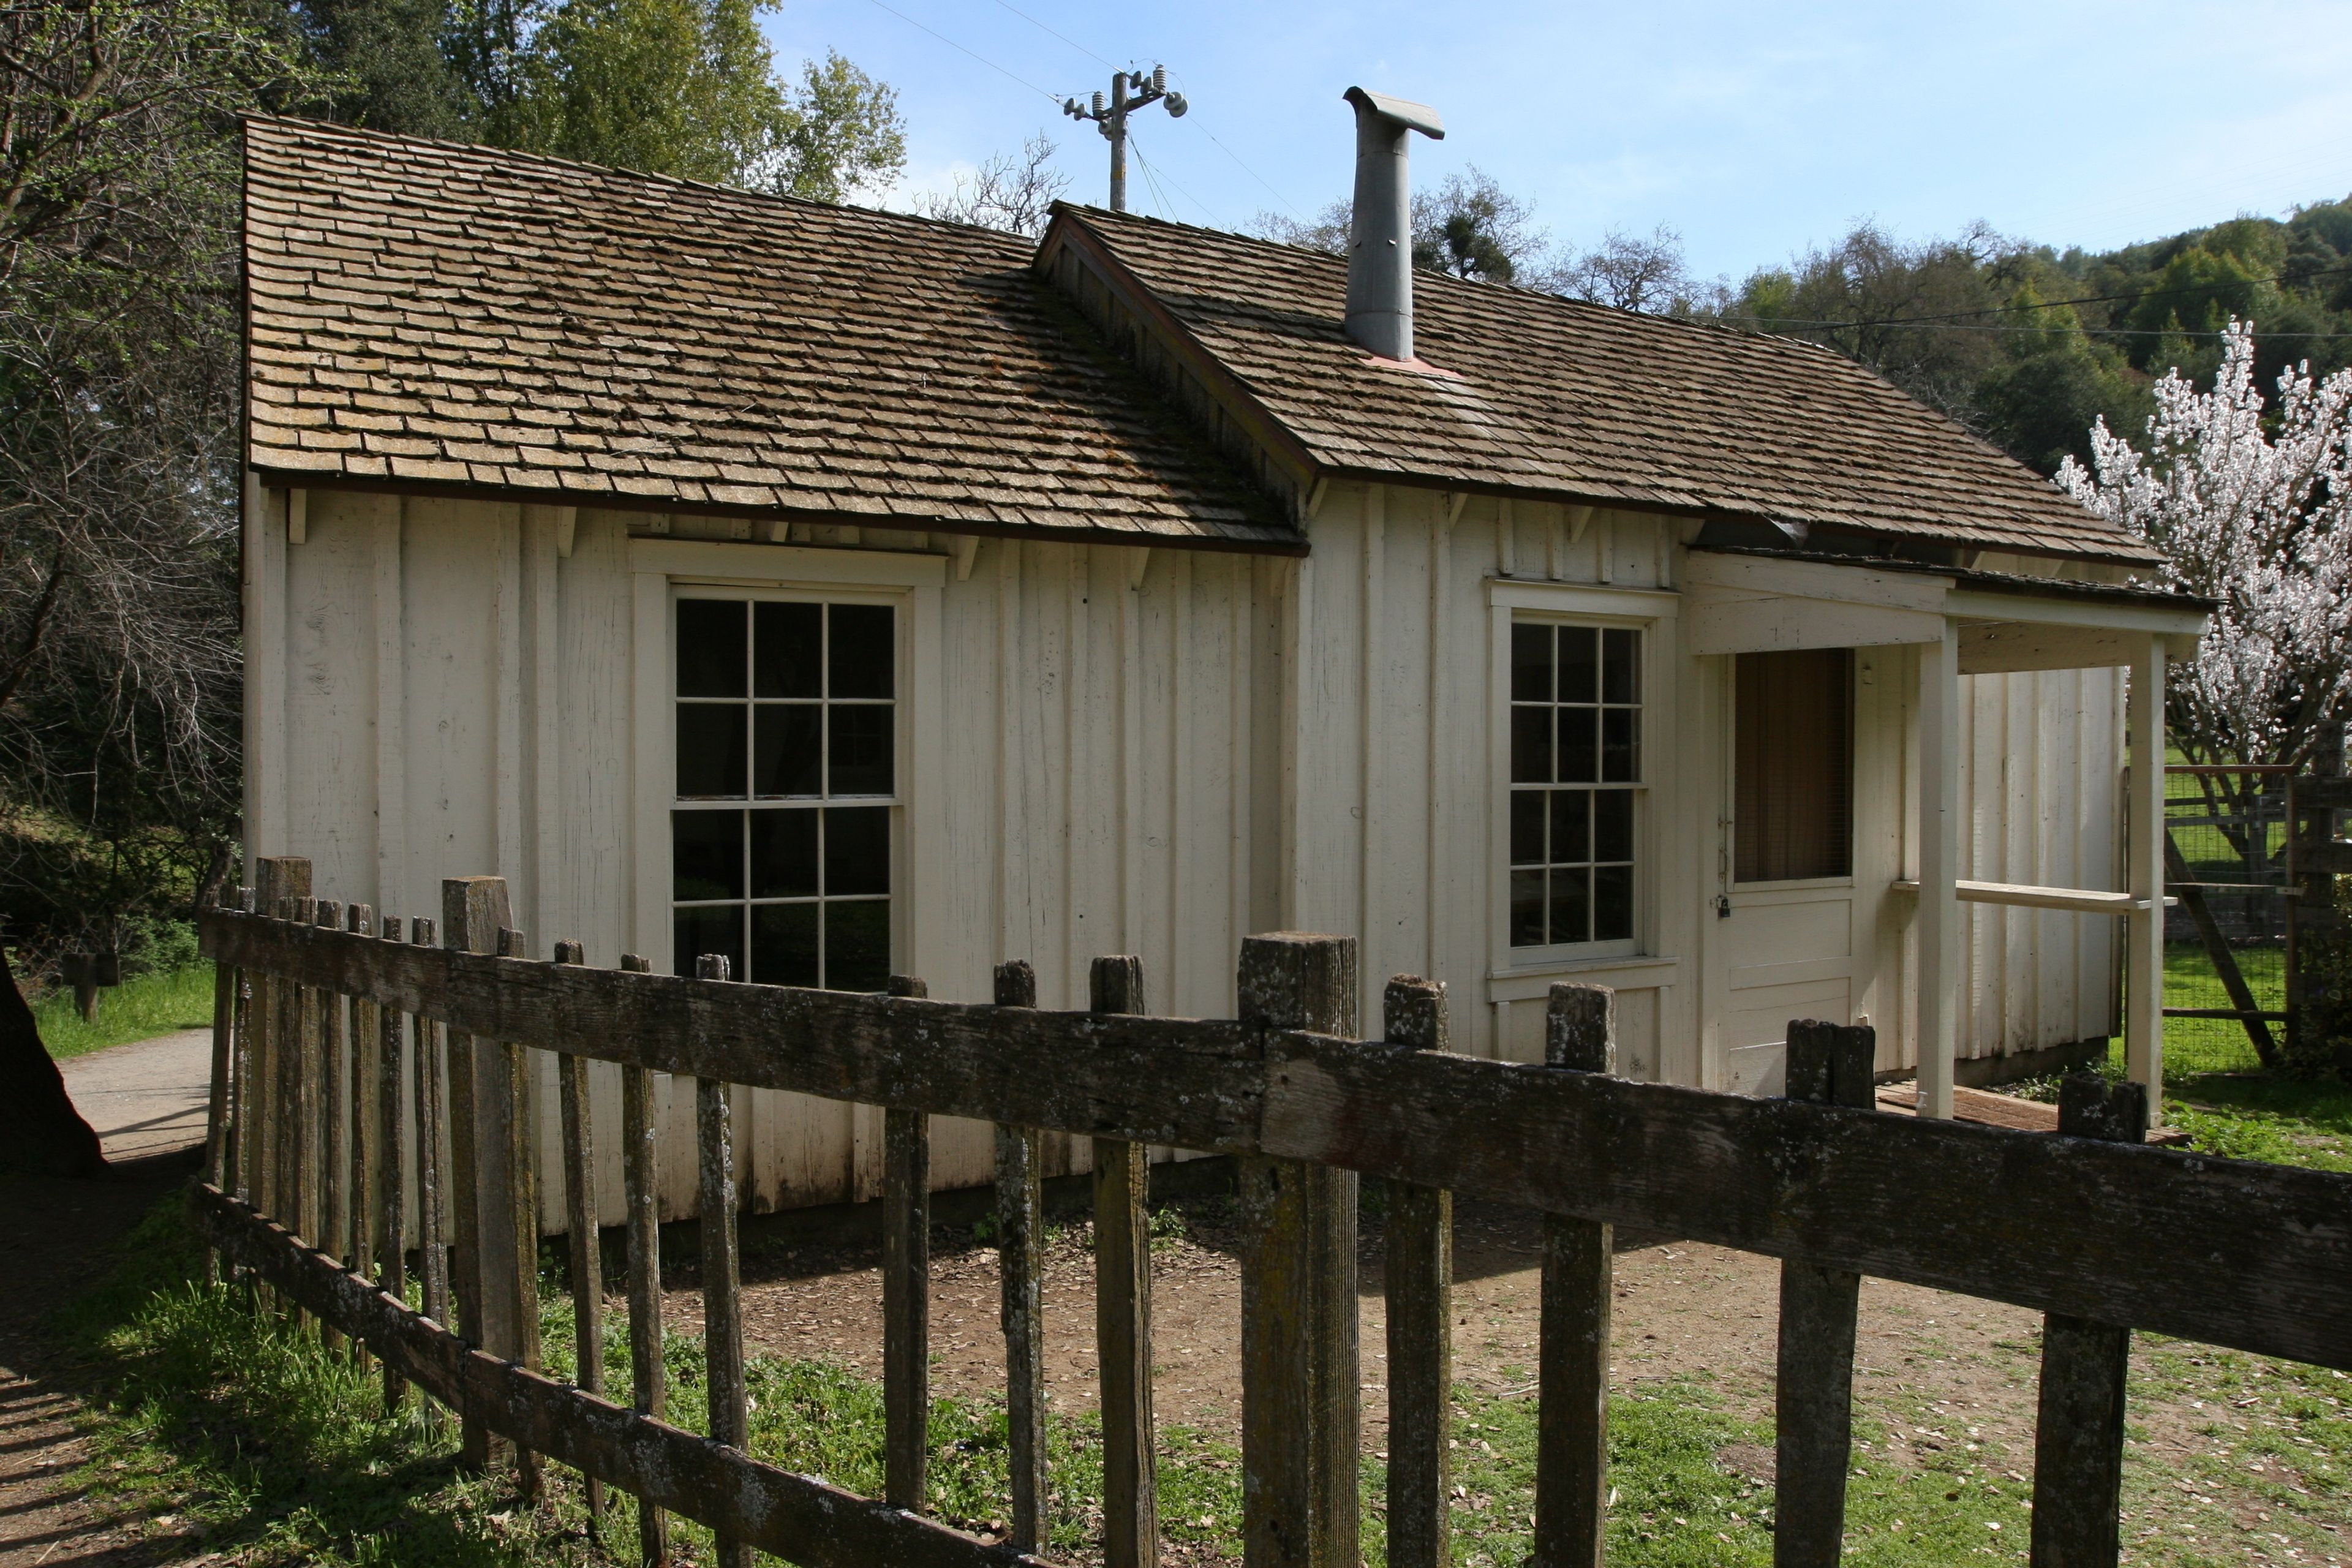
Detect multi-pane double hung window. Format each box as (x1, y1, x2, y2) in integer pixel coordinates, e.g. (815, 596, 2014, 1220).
(672, 597, 894, 989)
(1509, 622, 1641, 948)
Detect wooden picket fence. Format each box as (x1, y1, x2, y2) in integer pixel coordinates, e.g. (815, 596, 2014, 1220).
(194, 856, 2352, 1568)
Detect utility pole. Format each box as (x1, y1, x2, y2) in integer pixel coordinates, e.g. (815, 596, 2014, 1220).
(1063, 65, 1186, 212)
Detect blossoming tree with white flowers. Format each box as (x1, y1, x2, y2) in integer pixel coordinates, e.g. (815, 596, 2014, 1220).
(2059, 319, 2352, 771)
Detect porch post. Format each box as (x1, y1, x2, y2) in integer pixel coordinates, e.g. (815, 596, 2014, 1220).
(1916, 627, 1960, 1120)
(2125, 636, 2166, 1110)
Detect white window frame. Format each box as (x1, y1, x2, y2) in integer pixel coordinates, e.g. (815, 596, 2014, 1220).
(1488, 581, 1678, 969)
(630, 539, 944, 978)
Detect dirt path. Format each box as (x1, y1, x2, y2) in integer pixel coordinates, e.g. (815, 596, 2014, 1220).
(0, 1030, 211, 1567)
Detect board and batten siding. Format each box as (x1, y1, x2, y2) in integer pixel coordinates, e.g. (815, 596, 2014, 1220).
(246, 480, 2123, 1223)
(245, 488, 1283, 1224)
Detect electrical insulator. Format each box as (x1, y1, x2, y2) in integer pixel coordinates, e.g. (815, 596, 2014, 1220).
(1152, 65, 1166, 94)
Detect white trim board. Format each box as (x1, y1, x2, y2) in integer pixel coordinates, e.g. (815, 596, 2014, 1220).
(628, 537, 948, 589)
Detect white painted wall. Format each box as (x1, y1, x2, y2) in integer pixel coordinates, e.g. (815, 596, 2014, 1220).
(244, 480, 2122, 1226)
(247, 489, 1284, 1223)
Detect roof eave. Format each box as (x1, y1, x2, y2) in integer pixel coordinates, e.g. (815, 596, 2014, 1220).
(244, 463, 1312, 558)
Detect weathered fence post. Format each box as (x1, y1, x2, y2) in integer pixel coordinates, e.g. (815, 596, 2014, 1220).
(883, 973, 932, 1514)
(315, 899, 348, 1353)
(1536, 983, 1614, 1567)
(247, 860, 311, 1251)
(284, 894, 318, 1283)
(695, 952, 750, 1568)
(2029, 1075, 2149, 1568)
(1773, 1019, 1877, 1566)
(618, 951, 668, 1567)
(1382, 975, 1452, 1568)
(378, 912, 410, 1414)
(1237, 932, 1359, 1568)
(1092, 954, 1158, 1567)
(282, 889, 317, 1327)
(413, 917, 451, 1340)
(441, 876, 510, 1473)
(553, 938, 605, 1534)
(493, 925, 546, 1507)
(230, 888, 258, 1207)
(992, 959, 1049, 1553)
(349, 905, 380, 1344)
(203, 883, 245, 1286)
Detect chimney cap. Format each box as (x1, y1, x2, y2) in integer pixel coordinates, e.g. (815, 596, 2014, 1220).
(1343, 86, 1444, 140)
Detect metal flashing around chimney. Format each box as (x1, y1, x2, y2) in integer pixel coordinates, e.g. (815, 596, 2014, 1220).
(1342, 86, 1444, 364)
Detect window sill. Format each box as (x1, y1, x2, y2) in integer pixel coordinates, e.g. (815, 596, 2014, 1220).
(1486, 953, 1682, 1004)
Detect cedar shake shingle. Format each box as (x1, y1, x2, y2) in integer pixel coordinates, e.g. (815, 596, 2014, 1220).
(1048, 208, 2160, 567)
(243, 118, 1296, 551)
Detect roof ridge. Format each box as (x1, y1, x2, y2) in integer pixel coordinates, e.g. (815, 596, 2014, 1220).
(1058, 200, 1893, 367)
(243, 113, 1039, 254)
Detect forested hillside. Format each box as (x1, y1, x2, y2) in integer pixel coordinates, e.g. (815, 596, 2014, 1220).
(1721, 200, 2352, 475)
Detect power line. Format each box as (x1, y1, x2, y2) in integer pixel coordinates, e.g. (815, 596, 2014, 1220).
(1127, 131, 1216, 225)
(1195, 122, 1308, 221)
(859, 0, 1063, 105)
(986, 0, 1116, 69)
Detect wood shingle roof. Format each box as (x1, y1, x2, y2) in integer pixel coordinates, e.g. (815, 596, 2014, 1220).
(1049, 208, 2162, 567)
(242, 117, 1299, 549)
(246, 117, 2157, 570)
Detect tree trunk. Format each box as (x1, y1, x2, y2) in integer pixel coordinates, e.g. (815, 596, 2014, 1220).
(0, 943, 105, 1177)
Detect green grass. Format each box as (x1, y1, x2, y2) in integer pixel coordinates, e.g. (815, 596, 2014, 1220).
(61, 1203, 592, 1566)
(2160, 1069, 2352, 1173)
(67, 1200, 2352, 1567)
(32, 963, 215, 1059)
(2155, 942, 2283, 1079)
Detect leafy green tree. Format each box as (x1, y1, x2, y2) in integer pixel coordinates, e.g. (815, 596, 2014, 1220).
(2125, 247, 2270, 356)
(768, 50, 904, 203)
(1724, 220, 2013, 421)
(288, 0, 473, 138)
(497, 0, 903, 198)
(443, 0, 544, 147)
(284, 0, 906, 200)
(517, 0, 782, 184)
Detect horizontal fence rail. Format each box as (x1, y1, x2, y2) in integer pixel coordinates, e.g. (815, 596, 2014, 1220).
(202, 905, 2352, 1370)
(195, 861, 2352, 1568)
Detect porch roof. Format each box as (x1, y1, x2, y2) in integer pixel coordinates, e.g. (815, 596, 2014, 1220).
(1679, 541, 2210, 671)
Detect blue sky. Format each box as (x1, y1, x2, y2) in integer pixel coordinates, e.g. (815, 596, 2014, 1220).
(764, 0, 2352, 279)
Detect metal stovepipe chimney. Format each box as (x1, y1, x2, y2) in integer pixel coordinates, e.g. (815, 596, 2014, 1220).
(1343, 86, 1445, 362)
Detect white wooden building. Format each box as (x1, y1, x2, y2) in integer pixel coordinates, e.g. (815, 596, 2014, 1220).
(239, 105, 2206, 1219)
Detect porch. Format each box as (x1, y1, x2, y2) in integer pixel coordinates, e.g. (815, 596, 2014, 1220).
(1684, 546, 2208, 1114)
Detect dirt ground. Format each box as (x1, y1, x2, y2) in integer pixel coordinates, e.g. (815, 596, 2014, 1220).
(669, 1196, 2060, 1458)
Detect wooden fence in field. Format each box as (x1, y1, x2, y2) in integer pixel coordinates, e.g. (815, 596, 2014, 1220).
(194, 856, 2352, 1568)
